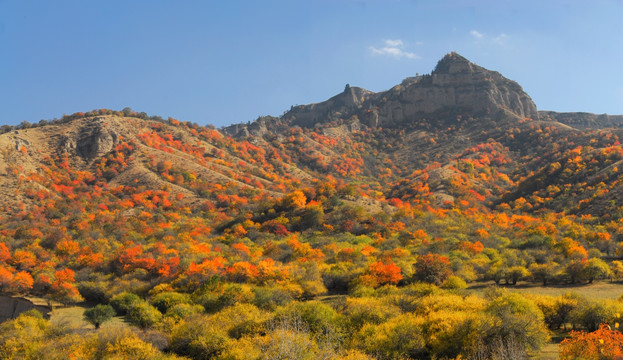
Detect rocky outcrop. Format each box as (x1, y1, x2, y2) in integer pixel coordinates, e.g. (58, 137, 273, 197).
(0, 295, 50, 323)
(223, 116, 280, 138)
(222, 86, 373, 137)
(61, 117, 118, 159)
(284, 85, 373, 127)
(364, 53, 539, 126)
(539, 111, 623, 129)
(224, 52, 539, 136)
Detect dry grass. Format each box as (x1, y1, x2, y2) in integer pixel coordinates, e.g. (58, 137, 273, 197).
(50, 305, 125, 330)
(467, 280, 623, 300)
(534, 342, 560, 360)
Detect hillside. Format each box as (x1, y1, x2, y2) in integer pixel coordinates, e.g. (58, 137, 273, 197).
(2, 52, 623, 359)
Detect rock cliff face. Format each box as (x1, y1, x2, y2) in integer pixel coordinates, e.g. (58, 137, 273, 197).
(225, 52, 539, 136)
(61, 117, 119, 160)
(223, 116, 281, 138)
(285, 85, 373, 127)
(361, 53, 539, 127)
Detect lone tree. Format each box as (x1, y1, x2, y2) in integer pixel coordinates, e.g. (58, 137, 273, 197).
(83, 304, 115, 329)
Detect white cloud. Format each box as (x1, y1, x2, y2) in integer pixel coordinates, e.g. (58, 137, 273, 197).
(384, 39, 404, 47)
(369, 39, 420, 60)
(470, 30, 484, 39)
(493, 33, 508, 45)
(469, 30, 510, 46)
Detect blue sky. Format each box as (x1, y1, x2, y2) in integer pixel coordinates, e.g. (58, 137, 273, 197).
(1, 0, 622, 127)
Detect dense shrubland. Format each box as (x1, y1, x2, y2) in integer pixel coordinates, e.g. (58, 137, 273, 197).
(3, 110, 623, 358)
(4, 285, 623, 359)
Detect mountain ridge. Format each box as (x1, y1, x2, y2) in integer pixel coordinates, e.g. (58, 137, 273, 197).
(224, 52, 623, 142)
(224, 52, 541, 137)
(3, 52, 623, 219)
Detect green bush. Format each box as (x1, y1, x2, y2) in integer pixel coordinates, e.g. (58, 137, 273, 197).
(353, 314, 426, 359)
(441, 275, 468, 290)
(151, 292, 191, 313)
(165, 303, 205, 321)
(276, 301, 344, 337)
(169, 315, 228, 359)
(252, 285, 294, 310)
(78, 281, 111, 303)
(571, 299, 621, 331)
(345, 297, 401, 328)
(110, 292, 142, 315)
(127, 301, 162, 329)
(83, 304, 115, 329)
(482, 290, 549, 353)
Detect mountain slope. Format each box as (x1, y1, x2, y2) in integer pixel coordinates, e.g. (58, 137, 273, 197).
(2, 53, 622, 219)
(1, 52, 623, 309)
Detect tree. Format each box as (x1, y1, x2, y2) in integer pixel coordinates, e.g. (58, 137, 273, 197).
(281, 190, 307, 210)
(226, 261, 259, 283)
(11, 250, 37, 270)
(11, 271, 34, 293)
(169, 314, 228, 359)
(289, 261, 327, 299)
(610, 260, 623, 282)
(483, 290, 549, 354)
(50, 268, 84, 305)
(565, 259, 586, 284)
(582, 258, 611, 284)
(595, 236, 617, 256)
(127, 301, 162, 329)
(360, 261, 403, 288)
(110, 292, 142, 315)
(299, 203, 324, 229)
(258, 314, 321, 360)
(440, 275, 467, 290)
(571, 299, 618, 332)
(529, 263, 557, 286)
(279, 301, 344, 337)
(353, 314, 426, 359)
(150, 291, 190, 313)
(506, 266, 530, 285)
(534, 294, 578, 330)
(99, 329, 166, 359)
(0, 310, 49, 358)
(413, 254, 451, 285)
(560, 324, 623, 360)
(83, 304, 115, 329)
(486, 263, 506, 285)
(0, 242, 10, 262)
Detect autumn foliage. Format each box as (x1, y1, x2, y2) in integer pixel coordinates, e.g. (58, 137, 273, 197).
(4, 107, 623, 358)
(560, 324, 623, 360)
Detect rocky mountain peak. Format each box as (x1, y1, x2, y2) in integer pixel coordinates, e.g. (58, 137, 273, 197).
(432, 52, 476, 75)
(224, 52, 540, 135)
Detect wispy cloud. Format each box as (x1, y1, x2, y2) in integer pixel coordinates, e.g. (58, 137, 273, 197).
(369, 39, 420, 60)
(384, 39, 403, 47)
(470, 30, 510, 46)
(493, 33, 508, 45)
(470, 30, 484, 39)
